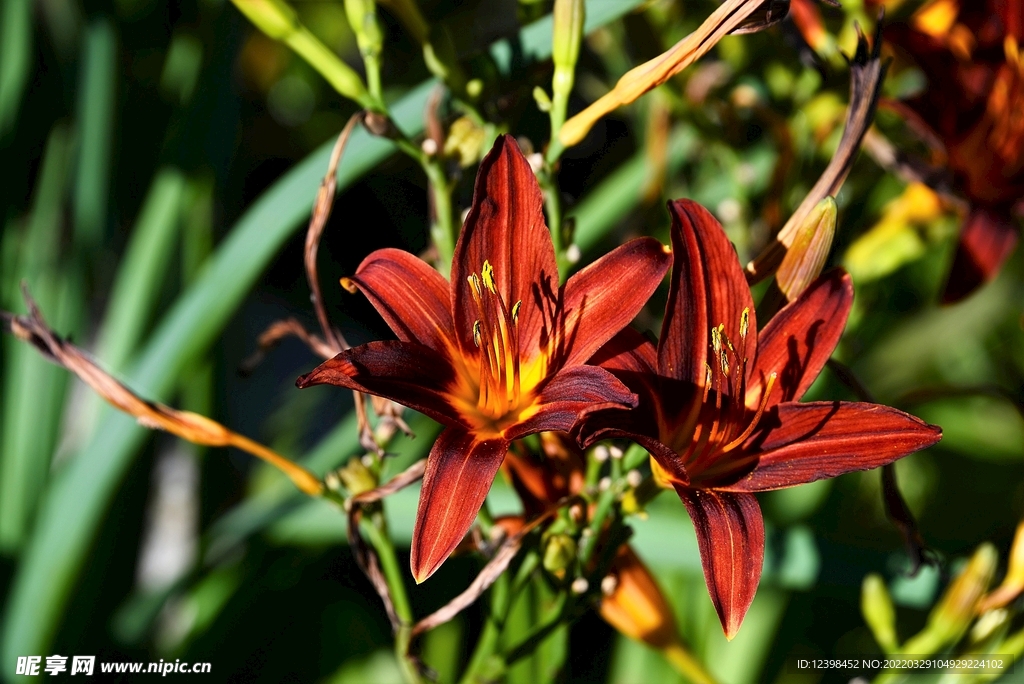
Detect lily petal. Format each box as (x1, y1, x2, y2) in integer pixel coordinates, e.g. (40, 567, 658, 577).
(724, 402, 942, 492)
(411, 429, 508, 582)
(590, 328, 658, 375)
(942, 206, 1019, 303)
(659, 200, 756, 386)
(451, 134, 559, 358)
(676, 486, 764, 640)
(504, 365, 636, 441)
(344, 248, 455, 353)
(560, 237, 671, 368)
(746, 269, 853, 410)
(296, 341, 465, 428)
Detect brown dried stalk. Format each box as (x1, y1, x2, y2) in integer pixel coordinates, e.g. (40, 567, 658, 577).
(1, 286, 322, 496)
(341, 459, 428, 632)
(746, 15, 888, 287)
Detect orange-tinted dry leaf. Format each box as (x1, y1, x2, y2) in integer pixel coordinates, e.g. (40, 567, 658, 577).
(559, 0, 782, 147)
(2, 288, 322, 496)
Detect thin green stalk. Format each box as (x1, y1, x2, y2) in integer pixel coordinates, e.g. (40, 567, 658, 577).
(424, 160, 455, 273)
(360, 512, 421, 684)
(460, 570, 512, 684)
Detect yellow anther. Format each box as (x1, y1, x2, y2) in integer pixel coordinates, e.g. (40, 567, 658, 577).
(711, 327, 721, 353)
(720, 352, 730, 376)
(511, 300, 522, 324)
(481, 260, 497, 294)
(473, 320, 482, 348)
(704, 363, 713, 387)
(740, 308, 749, 338)
(340, 277, 358, 293)
(468, 274, 482, 298)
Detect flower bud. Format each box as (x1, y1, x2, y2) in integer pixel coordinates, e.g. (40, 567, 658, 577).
(776, 196, 837, 301)
(978, 519, 1024, 612)
(552, 0, 585, 96)
(861, 574, 899, 654)
(344, 0, 384, 62)
(337, 457, 378, 496)
(542, 533, 577, 577)
(231, 0, 298, 40)
(443, 117, 487, 168)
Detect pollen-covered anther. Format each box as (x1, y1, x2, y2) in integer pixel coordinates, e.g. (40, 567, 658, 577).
(739, 307, 749, 339)
(465, 260, 525, 420)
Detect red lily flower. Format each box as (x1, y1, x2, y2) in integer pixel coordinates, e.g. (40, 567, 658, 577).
(884, 0, 1024, 301)
(296, 135, 671, 582)
(580, 199, 942, 638)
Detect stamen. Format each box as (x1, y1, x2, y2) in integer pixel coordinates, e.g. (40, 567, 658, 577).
(720, 352, 730, 376)
(473, 321, 482, 348)
(740, 307, 749, 339)
(711, 327, 721, 354)
(720, 372, 777, 452)
(511, 300, 522, 324)
(468, 274, 482, 299)
(482, 260, 497, 294)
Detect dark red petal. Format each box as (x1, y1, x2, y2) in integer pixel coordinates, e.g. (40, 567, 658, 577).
(724, 401, 942, 492)
(942, 207, 1019, 303)
(590, 328, 658, 375)
(295, 341, 465, 428)
(659, 200, 756, 384)
(503, 365, 636, 441)
(411, 429, 508, 582)
(746, 269, 852, 410)
(345, 248, 455, 353)
(676, 487, 764, 640)
(558, 237, 671, 368)
(451, 135, 559, 358)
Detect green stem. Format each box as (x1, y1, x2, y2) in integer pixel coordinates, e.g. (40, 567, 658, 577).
(360, 512, 422, 684)
(424, 160, 455, 274)
(460, 570, 512, 684)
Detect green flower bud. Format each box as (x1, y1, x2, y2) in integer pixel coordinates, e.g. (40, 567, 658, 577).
(543, 533, 577, 576)
(861, 574, 899, 654)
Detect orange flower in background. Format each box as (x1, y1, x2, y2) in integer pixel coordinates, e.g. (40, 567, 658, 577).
(581, 200, 942, 639)
(296, 135, 671, 582)
(885, 0, 1024, 301)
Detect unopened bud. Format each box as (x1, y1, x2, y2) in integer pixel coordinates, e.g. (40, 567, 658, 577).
(626, 470, 643, 489)
(565, 244, 581, 264)
(337, 456, 378, 496)
(231, 0, 297, 40)
(571, 577, 589, 594)
(543, 534, 577, 575)
(421, 137, 438, 156)
(533, 86, 553, 113)
(599, 476, 612, 491)
(552, 0, 585, 76)
(593, 445, 610, 462)
(978, 519, 1024, 612)
(609, 446, 624, 460)
(601, 574, 619, 596)
(344, 0, 383, 60)
(776, 196, 837, 301)
(444, 117, 486, 168)
(861, 574, 899, 654)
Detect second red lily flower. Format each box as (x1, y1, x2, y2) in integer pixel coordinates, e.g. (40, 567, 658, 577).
(297, 135, 671, 582)
(581, 199, 942, 639)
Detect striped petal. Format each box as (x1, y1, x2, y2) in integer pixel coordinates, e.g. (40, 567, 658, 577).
(676, 486, 764, 640)
(746, 269, 852, 411)
(295, 341, 465, 429)
(344, 248, 455, 354)
(942, 207, 1019, 303)
(724, 401, 942, 492)
(411, 429, 508, 582)
(659, 200, 756, 387)
(558, 237, 671, 369)
(451, 135, 558, 359)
